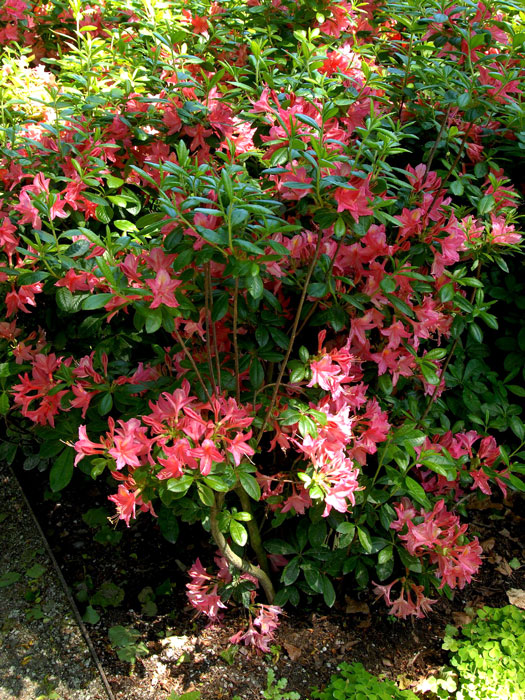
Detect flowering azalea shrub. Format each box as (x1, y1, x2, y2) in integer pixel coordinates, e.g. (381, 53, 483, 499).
(1, 0, 525, 648)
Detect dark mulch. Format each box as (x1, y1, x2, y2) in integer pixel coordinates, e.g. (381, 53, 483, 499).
(15, 465, 525, 699)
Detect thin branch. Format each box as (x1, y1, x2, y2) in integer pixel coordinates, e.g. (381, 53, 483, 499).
(424, 104, 452, 181)
(417, 335, 460, 426)
(295, 233, 345, 338)
(173, 326, 213, 404)
(207, 263, 221, 393)
(255, 230, 323, 447)
(397, 33, 414, 120)
(427, 123, 472, 216)
(418, 267, 481, 426)
(203, 262, 218, 396)
(233, 278, 240, 403)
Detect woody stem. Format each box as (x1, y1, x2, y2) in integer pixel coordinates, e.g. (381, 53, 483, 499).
(210, 494, 275, 603)
(235, 486, 271, 578)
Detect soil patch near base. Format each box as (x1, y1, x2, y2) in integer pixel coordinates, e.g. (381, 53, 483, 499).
(15, 466, 525, 699)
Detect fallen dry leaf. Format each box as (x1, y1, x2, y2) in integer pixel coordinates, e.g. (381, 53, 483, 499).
(496, 560, 513, 576)
(345, 597, 370, 615)
(452, 611, 474, 627)
(357, 617, 371, 629)
(481, 537, 495, 553)
(342, 640, 359, 652)
(468, 498, 503, 511)
(283, 642, 302, 661)
(507, 588, 525, 609)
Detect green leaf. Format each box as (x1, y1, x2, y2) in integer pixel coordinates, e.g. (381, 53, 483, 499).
(290, 366, 305, 384)
(158, 506, 179, 544)
(56, 287, 88, 313)
(378, 546, 393, 564)
(336, 522, 355, 547)
(322, 575, 336, 608)
(469, 322, 483, 343)
(477, 194, 495, 216)
(166, 474, 193, 494)
(108, 625, 139, 647)
(95, 204, 113, 223)
(509, 416, 524, 441)
(296, 113, 321, 131)
(357, 527, 373, 553)
(0, 571, 21, 587)
(105, 175, 124, 188)
(65, 239, 91, 257)
(304, 567, 323, 593)
(269, 326, 289, 350)
(380, 277, 396, 293)
(249, 359, 264, 389)
(26, 563, 46, 579)
(450, 180, 464, 196)
(420, 452, 457, 480)
(196, 483, 215, 507)
(298, 415, 317, 437)
(203, 475, 230, 492)
(404, 476, 431, 508)
(92, 582, 125, 608)
(246, 274, 264, 299)
(265, 539, 297, 555)
(279, 409, 301, 426)
(83, 605, 101, 624)
(354, 560, 369, 588)
(98, 393, 113, 416)
(508, 474, 525, 492)
(307, 282, 328, 298)
(82, 507, 109, 528)
(233, 511, 252, 522)
(234, 239, 263, 254)
(229, 520, 248, 547)
(282, 557, 300, 585)
(145, 307, 163, 334)
(50, 448, 74, 492)
(82, 293, 114, 310)
(168, 691, 201, 700)
(308, 520, 327, 548)
(239, 473, 261, 501)
(211, 293, 229, 322)
(386, 293, 414, 318)
(440, 283, 455, 303)
(420, 362, 440, 385)
(375, 558, 394, 581)
(392, 425, 426, 447)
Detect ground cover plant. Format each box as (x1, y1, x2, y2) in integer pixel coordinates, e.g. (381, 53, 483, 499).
(1, 0, 525, 659)
(441, 604, 525, 700)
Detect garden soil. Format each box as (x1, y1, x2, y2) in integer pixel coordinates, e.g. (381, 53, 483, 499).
(7, 465, 525, 699)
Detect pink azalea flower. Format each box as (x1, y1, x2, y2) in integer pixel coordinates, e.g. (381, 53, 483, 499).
(108, 485, 140, 527)
(146, 269, 182, 308)
(190, 439, 224, 476)
(226, 430, 255, 466)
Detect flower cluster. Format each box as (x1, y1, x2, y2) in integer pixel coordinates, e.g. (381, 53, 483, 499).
(416, 431, 508, 497)
(392, 498, 483, 590)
